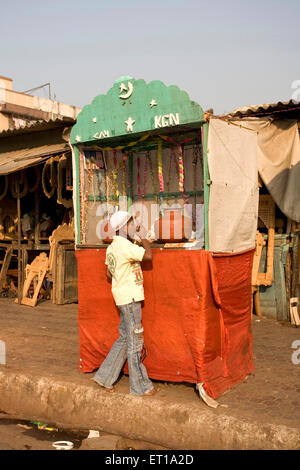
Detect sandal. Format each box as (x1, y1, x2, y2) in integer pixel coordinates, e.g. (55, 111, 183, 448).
(93, 378, 115, 393)
(101, 386, 115, 393)
(143, 388, 157, 396)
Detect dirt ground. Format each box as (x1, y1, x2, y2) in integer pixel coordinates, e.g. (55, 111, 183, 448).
(0, 417, 167, 450)
(0, 418, 87, 450)
(0, 297, 299, 440)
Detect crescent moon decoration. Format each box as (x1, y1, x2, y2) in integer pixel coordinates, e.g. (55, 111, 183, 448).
(119, 81, 134, 100)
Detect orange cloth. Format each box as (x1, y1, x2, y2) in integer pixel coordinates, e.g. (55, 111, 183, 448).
(76, 248, 254, 399)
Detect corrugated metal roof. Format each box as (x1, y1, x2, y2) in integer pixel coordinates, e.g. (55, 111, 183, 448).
(0, 142, 70, 175)
(223, 99, 300, 118)
(0, 116, 76, 139)
(0, 119, 72, 175)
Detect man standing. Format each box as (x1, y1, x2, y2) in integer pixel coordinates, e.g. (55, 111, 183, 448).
(93, 211, 156, 396)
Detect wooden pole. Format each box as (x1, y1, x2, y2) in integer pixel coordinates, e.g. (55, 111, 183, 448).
(291, 233, 300, 312)
(34, 185, 40, 246)
(266, 227, 275, 283)
(202, 121, 210, 251)
(17, 195, 22, 304)
(73, 146, 81, 246)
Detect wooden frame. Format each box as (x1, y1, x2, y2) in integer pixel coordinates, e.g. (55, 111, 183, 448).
(47, 223, 75, 303)
(20, 252, 49, 307)
(55, 242, 78, 305)
(19, 223, 75, 306)
(57, 154, 73, 208)
(252, 195, 276, 316)
(0, 245, 13, 293)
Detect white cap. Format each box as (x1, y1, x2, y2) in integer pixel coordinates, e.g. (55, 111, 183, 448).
(110, 211, 132, 232)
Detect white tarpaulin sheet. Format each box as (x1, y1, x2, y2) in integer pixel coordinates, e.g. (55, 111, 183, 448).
(207, 118, 259, 253)
(253, 119, 300, 222)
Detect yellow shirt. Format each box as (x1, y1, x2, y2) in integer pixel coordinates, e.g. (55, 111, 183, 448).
(105, 236, 146, 306)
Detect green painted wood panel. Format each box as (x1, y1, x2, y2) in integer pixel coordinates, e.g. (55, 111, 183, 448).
(70, 77, 204, 146)
(202, 122, 210, 250)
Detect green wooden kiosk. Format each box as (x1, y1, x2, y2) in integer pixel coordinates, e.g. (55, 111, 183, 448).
(70, 77, 254, 401)
(71, 76, 209, 248)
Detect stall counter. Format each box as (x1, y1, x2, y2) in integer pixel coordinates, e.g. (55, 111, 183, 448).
(76, 247, 254, 399)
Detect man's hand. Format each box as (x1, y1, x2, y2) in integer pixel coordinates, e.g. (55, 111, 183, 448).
(133, 222, 152, 261)
(135, 224, 148, 240)
(128, 219, 148, 242)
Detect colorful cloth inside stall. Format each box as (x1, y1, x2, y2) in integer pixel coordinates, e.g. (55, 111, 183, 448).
(76, 248, 254, 399)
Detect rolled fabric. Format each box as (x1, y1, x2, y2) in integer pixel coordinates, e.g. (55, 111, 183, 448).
(178, 144, 184, 193)
(158, 140, 164, 193)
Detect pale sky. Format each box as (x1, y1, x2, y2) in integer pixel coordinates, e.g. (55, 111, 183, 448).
(1, 0, 299, 114)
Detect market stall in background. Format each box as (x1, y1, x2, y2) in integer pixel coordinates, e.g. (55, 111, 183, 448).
(221, 100, 300, 325)
(70, 77, 256, 400)
(0, 119, 78, 305)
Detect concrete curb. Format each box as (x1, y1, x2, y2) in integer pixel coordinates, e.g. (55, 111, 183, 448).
(0, 370, 299, 450)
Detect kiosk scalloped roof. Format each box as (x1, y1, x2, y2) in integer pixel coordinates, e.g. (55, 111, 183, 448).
(70, 77, 204, 145)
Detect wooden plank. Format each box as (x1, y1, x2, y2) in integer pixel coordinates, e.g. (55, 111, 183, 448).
(64, 248, 78, 303)
(0, 247, 13, 292)
(56, 245, 64, 305)
(274, 245, 288, 321)
(252, 231, 265, 286)
(266, 227, 275, 283)
(56, 244, 77, 305)
(253, 288, 262, 317)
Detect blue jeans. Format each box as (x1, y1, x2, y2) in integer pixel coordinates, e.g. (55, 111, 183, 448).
(93, 301, 153, 395)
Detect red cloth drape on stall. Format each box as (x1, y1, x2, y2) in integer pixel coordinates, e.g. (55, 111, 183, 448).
(76, 248, 254, 399)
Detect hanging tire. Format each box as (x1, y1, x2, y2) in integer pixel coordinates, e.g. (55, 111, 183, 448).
(57, 154, 73, 208)
(0, 175, 9, 201)
(42, 157, 57, 198)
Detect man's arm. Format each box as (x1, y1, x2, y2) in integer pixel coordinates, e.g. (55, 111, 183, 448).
(131, 222, 152, 262)
(141, 238, 152, 261)
(106, 266, 112, 281)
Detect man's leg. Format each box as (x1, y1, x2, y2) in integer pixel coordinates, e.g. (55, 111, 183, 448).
(123, 301, 154, 395)
(93, 312, 127, 390)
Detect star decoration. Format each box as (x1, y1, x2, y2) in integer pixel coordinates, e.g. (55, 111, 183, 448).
(150, 99, 157, 107)
(119, 83, 127, 93)
(75, 135, 81, 142)
(125, 117, 135, 132)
